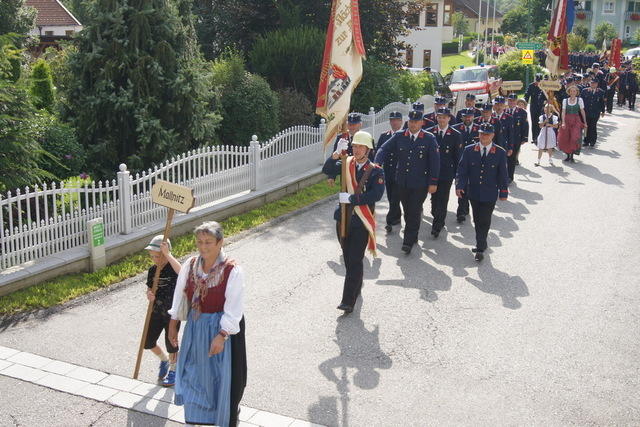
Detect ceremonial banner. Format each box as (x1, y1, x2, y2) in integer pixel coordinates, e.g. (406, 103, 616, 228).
(610, 38, 622, 68)
(546, 0, 574, 76)
(316, 0, 366, 146)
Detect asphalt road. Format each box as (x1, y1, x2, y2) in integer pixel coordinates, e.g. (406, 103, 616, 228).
(1, 107, 639, 426)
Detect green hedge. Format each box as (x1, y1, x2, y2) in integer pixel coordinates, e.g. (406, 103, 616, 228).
(442, 36, 475, 54)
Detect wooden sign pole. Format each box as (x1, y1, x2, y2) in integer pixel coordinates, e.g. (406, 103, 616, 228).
(339, 121, 349, 241)
(133, 207, 175, 379)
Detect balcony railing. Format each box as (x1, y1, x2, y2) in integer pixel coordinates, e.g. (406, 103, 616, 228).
(575, 10, 593, 20)
(626, 11, 640, 21)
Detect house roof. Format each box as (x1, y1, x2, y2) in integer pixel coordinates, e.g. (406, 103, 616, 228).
(25, 0, 82, 27)
(454, 0, 504, 19)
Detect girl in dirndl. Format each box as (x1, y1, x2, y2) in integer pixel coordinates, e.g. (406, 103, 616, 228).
(535, 103, 559, 166)
(168, 221, 247, 427)
(557, 85, 587, 163)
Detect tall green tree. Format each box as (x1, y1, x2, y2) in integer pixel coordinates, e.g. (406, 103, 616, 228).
(0, 0, 36, 35)
(573, 24, 590, 42)
(0, 35, 53, 191)
(594, 22, 618, 47)
(451, 11, 469, 36)
(30, 59, 55, 112)
(66, 0, 219, 177)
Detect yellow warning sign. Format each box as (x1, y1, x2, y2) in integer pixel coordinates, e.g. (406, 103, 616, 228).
(521, 49, 534, 64)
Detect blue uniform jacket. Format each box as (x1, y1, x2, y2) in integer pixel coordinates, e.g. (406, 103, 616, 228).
(456, 143, 509, 202)
(452, 122, 480, 147)
(495, 112, 514, 151)
(507, 107, 529, 143)
(581, 87, 605, 117)
(454, 107, 481, 124)
(376, 130, 397, 184)
(374, 129, 440, 189)
(426, 125, 464, 181)
(322, 157, 385, 223)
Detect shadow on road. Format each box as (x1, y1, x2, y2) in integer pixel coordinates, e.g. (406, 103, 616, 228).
(309, 300, 392, 427)
(465, 257, 529, 309)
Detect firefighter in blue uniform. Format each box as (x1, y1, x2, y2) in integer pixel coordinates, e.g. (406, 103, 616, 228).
(376, 111, 404, 232)
(322, 131, 385, 314)
(454, 93, 482, 124)
(423, 96, 448, 124)
(620, 62, 638, 110)
(492, 96, 514, 154)
(426, 108, 463, 238)
(474, 103, 502, 148)
(581, 78, 605, 147)
(402, 102, 425, 129)
(375, 110, 440, 254)
(506, 93, 528, 182)
(455, 123, 509, 262)
(525, 74, 544, 143)
(332, 113, 362, 156)
(452, 108, 480, 223)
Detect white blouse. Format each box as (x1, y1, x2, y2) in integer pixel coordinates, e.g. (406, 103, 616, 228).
(168, 254, 245, 335)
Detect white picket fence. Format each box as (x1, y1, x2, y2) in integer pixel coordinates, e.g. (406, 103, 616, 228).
(0, 99, 416, 270)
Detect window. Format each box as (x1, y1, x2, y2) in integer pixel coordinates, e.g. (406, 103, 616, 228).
(65, 30, 74, 36)
(575, 0, 592, 10)
(45, 31, 53, 36)
(425, 3, 438, 26)
(407, 10, 421, 27)
(628, 1, 640, 11)
(444, 1, 453, 26)
(603, 1, 614, 13)
(626, 25, 631, 38)
(406, 48, 414, 67)
(423, 50, 432, 67)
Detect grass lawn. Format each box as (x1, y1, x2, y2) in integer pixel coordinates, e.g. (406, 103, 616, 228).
(440, 50, 476, 74)
(0, 180, 339, 315)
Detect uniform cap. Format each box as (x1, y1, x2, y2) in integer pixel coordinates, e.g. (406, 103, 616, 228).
(465, 93, 476, 100)
(436, 107, 451, 116)
(347, 113, 362, 124)
(412, 101, 425, 111)
(493, 96, 505, 104)
(481, 102, 493, 111)
(461, 108, 476, 116)
(507, 93, 517, 99)
(408, 110, 423, 120)
(592, 62, 600, 67)
(389, 111, 402, 119)
(478, 123, 495, 134)
(145, 235, 172, 252)
(565, 77, 574, 83)
(535, 73, 543, 81)
(434, 96, 447, 105)
(589, 78, 599, 84)
(351, 131, 374, 149)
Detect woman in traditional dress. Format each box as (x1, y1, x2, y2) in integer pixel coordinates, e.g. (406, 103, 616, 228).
(557, 85, 587, 163)
(168, 221, 247, 426)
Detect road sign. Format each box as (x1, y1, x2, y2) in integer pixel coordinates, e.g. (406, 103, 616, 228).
(501, 80, 524, 91)
(516, 42, 543, 50)
(539, 80, 562, 91)
(521, 50, 534, 64)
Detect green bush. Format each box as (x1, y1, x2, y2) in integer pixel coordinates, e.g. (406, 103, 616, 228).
(442, 41, 460, 54)
(497, 59, 542, 84)
(584, 44, 597, 52)
(29, 59, 55, 112)
(351, 58, 403, 112)
(213, 52, 280, 145)
(568, 34, 586, 52)
(248, 26, 325, 103)
(573, 25, 590, 41)
(276, 87, 314, 129)
(397, 71, 435, 100)
(34, 113, 86, 180)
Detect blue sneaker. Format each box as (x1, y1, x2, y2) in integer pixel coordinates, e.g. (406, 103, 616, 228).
(162, 370, 176, 387)
(158, 360, 169, 380)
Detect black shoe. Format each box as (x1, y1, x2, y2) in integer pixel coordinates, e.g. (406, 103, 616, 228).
(582, 143, 589, 147)
(474, 252, 484, 261)
(431, 229, 440, 238)
(337, 303, 353, 313)
(391, 220, 401, 226)
(456, 216, 465, 223)
(471, 247, 478, 253)
(384, 224, 392, 232)
(401, 244, 412, 254)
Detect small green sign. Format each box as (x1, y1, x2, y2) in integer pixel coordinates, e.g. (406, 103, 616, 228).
(516, 42, 543, 50)
(92, 222, 105, 247)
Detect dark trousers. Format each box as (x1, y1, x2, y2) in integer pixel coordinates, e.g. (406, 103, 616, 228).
(336, 220, 369, 306)
(507, 144, 520, 181)
(628, 91, 637, 109)
(229, 316, 247, 427)
(385, 181, 402, 226)
(470, 199, 496, 252)
(457, 188, 470, 218)
(584, 115, 599, 146)
(399, 186, 428, 246)
(606, 89, 615, 113)
(430, 179, 453, 231)
(530, 108, 541, 141)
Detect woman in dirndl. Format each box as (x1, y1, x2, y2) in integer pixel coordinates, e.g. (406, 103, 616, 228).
(168, 221, 247, 427)
(557, 85, 587, 163)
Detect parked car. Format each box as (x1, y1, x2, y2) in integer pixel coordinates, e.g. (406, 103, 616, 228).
(404, 67, 453, 106)
(624, 47, 640, 60)
(448, 64, 501, 106)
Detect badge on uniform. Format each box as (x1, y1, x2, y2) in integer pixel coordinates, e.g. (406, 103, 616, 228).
(378, 177, 384, 184)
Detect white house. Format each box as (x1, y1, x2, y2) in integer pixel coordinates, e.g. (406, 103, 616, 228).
(399, 0, 455, 71)
(26, 0, 82, 54)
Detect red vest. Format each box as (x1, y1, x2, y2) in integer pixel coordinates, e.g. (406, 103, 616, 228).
(185, 259, 235, 313)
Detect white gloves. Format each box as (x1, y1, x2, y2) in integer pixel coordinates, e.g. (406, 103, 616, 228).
(333, 138, 349, 156)
(339, 192, 351, 204)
